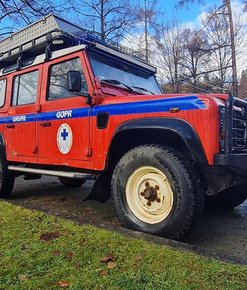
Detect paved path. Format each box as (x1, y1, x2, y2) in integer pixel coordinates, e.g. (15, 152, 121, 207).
(7, 176, 247, 264)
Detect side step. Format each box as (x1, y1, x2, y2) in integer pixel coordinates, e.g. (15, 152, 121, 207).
(8, 165, 93, 180)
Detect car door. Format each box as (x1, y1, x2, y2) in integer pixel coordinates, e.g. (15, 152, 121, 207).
(37, 53, 91, 165)
(5, 66, 41, 159)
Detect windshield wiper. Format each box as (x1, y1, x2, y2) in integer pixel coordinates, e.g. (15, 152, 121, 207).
(100, 79, 133, 92)
(131, 86, 155, 95)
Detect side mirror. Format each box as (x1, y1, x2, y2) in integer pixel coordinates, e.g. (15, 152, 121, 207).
(67, 70, 81, 92)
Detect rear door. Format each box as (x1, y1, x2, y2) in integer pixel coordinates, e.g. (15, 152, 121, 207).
(5, 67, 41, 159)
(37, 53, 91, 165)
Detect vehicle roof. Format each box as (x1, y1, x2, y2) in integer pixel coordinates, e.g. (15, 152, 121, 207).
(0, 14, 156, 77)
(0, 42, 157, 77)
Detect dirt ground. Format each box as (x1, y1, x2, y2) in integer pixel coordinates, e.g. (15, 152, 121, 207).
(7, 176, 247, 265)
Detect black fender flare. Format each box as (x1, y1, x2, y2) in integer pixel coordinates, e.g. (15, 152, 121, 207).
(109, 118, 208, 165)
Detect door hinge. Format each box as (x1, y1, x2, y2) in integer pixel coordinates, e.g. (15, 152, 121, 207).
(86, 146, 92, 157)
(32, 145, 38, 154)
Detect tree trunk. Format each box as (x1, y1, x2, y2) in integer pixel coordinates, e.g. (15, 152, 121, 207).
(144, 0, 149, 61)
(225, 0, 238, 96)
(100, 0, 105, 41)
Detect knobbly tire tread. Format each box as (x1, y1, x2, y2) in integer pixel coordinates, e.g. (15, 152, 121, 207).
(111, 145, 204, 240)
(0, 152, 15, 199)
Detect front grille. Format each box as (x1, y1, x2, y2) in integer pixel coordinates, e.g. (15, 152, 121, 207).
(232, 109, 247, 152)
(222, 96, 247, 154)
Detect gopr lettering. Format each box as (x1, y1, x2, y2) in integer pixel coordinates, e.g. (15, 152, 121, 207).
(56, 110, 73, 119)
(12, 116, 26, 122)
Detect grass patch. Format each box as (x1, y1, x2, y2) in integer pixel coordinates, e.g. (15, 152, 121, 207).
(0, 201, 246, 290)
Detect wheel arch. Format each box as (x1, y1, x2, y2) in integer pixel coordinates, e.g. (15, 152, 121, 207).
(106, 118, 208, 171)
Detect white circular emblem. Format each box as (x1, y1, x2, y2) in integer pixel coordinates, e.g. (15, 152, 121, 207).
(57, 123, 73, 154)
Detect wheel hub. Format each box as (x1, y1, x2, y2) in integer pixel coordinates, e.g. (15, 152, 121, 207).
(143, 185, 157, 202)
(126, 166, 174, 224)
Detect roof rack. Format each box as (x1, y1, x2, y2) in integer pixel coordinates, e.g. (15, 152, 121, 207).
(0, 14, 146, 69)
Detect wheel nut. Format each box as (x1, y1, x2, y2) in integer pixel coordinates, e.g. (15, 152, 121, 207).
(145, 182, 149, 187)
(140, 191, 144, 196)
(147, 201, 151, 206)
(155, 185, 159, 190)
(156, 197, 161, 203)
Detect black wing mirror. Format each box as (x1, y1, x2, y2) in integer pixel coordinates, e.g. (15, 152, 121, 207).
(67, 70, 81, 92)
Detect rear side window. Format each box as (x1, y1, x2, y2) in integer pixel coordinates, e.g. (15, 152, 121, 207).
(48, 58, 88, 100)
(0, 79, 6, 107)
(12, 70, 39, 106)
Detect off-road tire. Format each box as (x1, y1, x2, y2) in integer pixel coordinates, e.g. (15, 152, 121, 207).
(206, 183, 247, 210)
(58, 177, 86, 188)
(0, 153, 15, 198)
(111, 145, 204, 240)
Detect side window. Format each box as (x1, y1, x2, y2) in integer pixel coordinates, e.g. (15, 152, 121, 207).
(48, 58, 88, 100)
(12, 70, 39, 106)
(0, 79, 6, 107)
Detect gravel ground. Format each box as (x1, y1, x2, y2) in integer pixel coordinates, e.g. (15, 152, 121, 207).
(6, 176, 247, 265)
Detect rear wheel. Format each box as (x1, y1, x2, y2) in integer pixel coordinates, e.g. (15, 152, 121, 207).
(58, 177, 86, 188)
(0, 153, 15, 198)
(206, 183, 247, 210)
(111, 145, 204, 240)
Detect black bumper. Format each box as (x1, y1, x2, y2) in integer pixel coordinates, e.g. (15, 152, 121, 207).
(214, 153, 247, 172)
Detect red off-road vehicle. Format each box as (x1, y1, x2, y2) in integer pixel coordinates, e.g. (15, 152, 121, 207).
(0, 14, 247, 239)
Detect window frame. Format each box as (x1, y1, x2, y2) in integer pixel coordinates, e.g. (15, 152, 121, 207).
(11, 69, 39, 107)
(47, 57, 88, 102)
(0, 78, 7, 108)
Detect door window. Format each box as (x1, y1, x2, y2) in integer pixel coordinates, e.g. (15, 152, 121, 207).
(12, 70, 39, 106)
(0, 79, 6, 107)
(48, 58, 88, 100)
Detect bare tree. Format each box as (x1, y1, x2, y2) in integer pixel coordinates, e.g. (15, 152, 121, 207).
(69, 0, 137, 43)
(176, 0, 239, 96)
(136, 0, 161, 61)
(201, 5, 232, 91)
(155, 21, 185, 93)
(0, 0, 68, 37)
(179, 28, 210, 92)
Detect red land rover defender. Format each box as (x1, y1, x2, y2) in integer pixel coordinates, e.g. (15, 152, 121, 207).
(0, 14, 247, 240)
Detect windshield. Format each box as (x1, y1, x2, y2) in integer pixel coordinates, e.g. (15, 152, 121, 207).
(88, 50, 161, 95)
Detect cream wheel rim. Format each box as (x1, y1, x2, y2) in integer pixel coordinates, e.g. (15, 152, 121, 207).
(126, 166, 174, 224)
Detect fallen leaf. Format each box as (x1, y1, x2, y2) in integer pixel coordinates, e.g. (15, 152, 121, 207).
(18, 274, 29, 282)
(107, 261, 117, 269)
(66, 251, 74, 258)
(100, 254, 114, 264)
(52, 250, 61, 256)
(40, 232, 62, 241)
(99, 270, 108, 277)
(58, 281, 70, 288)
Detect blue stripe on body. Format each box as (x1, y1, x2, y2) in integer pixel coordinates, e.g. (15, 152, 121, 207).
(0, 96, 205, 124)
(92, 95, 205, 116)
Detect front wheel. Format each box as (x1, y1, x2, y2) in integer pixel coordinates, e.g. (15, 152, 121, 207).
(111, 145, 204, 240)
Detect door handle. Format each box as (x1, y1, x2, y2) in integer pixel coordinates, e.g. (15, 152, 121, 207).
(6, 124, 15, 129)
(40, 122, 51, 127)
